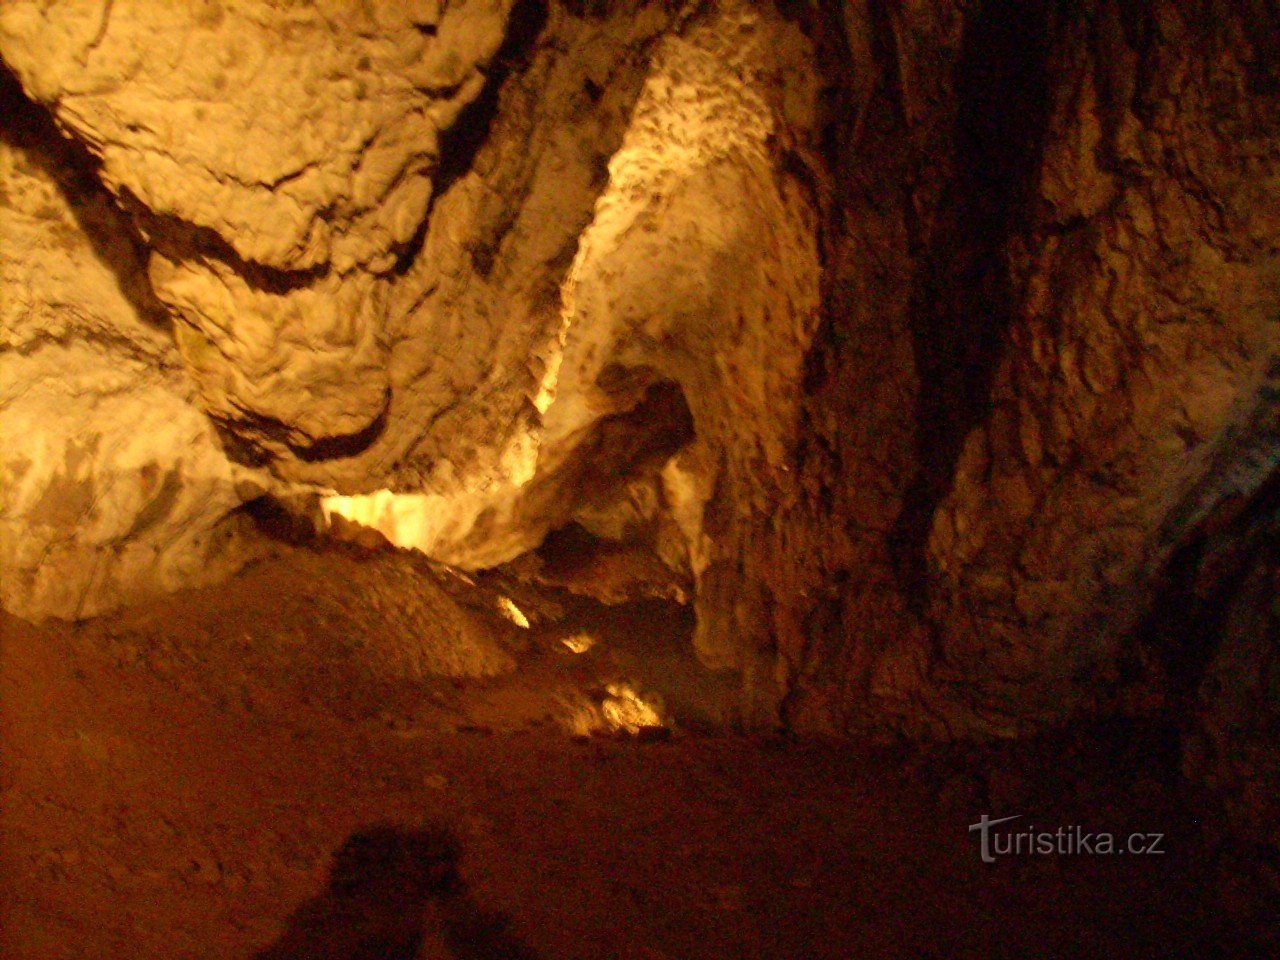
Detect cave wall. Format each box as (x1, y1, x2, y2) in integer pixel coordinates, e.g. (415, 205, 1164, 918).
(703, 0, 1280, 740)
(2, 0, 1278, 760)
(916, 0, 1280, 736)
(0, 68, 258, 619)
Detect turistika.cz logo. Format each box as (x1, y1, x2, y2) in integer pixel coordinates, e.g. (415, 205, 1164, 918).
(968, 814, 1166, 864)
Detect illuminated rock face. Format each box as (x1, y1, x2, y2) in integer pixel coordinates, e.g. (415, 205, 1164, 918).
(0, 103, 257, 619)
(2, 0, 1279, 749)
(0, 0, 510, 454)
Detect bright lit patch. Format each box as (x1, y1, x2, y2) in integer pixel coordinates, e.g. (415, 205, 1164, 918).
(601, 683, 665, 734)
(318, 427, 543, 555)
(321, 490, 437, 552)
(496, 596, 530, 629)
(534, 301, 575, 416)
(500, 430, 540, 488)
(560, 633, 596, 654)
(559, 682, 666, 737)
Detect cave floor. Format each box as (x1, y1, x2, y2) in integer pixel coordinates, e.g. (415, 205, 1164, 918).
(0, 548, 1257, 959)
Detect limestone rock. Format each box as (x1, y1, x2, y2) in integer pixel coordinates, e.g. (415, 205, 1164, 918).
(0, 0, 506, 273)
(0, 125, 258, 620)
(910, 0, 1280, 733)
(2, 0, 1278, 767)
(0, 0, 507, 453)
(696, 0, 1280, 737)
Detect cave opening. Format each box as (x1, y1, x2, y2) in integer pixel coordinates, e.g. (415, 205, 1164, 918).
(1, 1, 1278, 958)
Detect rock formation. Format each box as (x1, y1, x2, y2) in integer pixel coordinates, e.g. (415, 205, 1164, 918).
(1, 0, 1278, 801)
(0, 65, 256, 619)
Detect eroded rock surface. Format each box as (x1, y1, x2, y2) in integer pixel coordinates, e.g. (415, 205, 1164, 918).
(850, 0, 1280, 736)
(1, 0, 1278, 777)
(0, 91, 257, 619)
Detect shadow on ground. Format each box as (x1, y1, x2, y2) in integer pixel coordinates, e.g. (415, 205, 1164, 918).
(252, 824, 539, 960)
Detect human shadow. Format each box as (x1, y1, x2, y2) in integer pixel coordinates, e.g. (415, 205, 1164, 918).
(252, 823, 540, 960)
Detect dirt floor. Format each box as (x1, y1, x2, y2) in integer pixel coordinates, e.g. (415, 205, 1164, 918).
(0, 545, 1271, 959)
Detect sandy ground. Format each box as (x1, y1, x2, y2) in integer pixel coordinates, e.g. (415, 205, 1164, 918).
(0, 546, 1268, 959)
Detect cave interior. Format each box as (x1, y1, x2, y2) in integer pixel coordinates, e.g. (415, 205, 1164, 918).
(0, 1, 1278, 958)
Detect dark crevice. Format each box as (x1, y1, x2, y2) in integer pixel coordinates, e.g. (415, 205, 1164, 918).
(0, 59, 326, 306)
(0, 60, 170, 329)
(796, 0, 885, 390)
(1134, 465, 1280, 710)
(290, 395, 391, 463)
(120, 186, 329, 295)
(560, 0, 613, 18)
(9, 327, 174, 368)
(553, 377, 696, 506)
(392, 0, 549, 277)
(221, 389, 392, 464)
(864, 0, 919, 257)
(887, 0, 1059, 603)
(1234, 0, 1280, 97)
(242, 494, 324, 546)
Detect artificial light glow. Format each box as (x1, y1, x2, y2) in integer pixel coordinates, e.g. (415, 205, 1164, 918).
(560, 632, 596, 654)
(534, 300, 575, 416)
(601, 683, 665, 734)
(559, 682, 666, 737)
(496, 596, 530, 629)
(321, 489, 437, 551)
(500, 430, 540, 488)
(318, 426, 546, 557)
